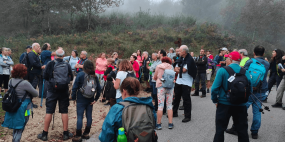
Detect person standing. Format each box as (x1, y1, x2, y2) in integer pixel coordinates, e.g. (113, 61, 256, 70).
(142, 51, 151, 92)
(167, 48, 176, 59)
(239, 49, 250, 67)
(206, 54, 214, 93)
(192, 49, 207, 98)
(130, 55, 140, 78)
(111, 52, 119, 67)
(37, 48, 73, 141)
(95, 52, 108, 89)
(19, 46, 32, 63)
(0, 48, 14, 98)
(75, 51, 88, 73)
(172, 45, 197, 123)
(211, 51, 251, 142)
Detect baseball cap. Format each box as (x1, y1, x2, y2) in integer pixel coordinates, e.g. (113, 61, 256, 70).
(228, 51, 241, 61)
(26, 45, 32, 49)
(222, 47, 228, 51)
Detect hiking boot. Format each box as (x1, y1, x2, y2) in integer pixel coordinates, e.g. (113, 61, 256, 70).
(191, 93, 199, 96)
(37, 131, 48, 141)
(207, 89, 210, 93)
(168, 123, 174, 129)
(272, 103, 282, 108)
(182, 118, 191, 123)
(82, 126, 91, 139)
(156, 124, 162, 130)
(72, 129, 82, 142)
(225, 128, 237, 135)
(179, 106, 184, 110)
(63, 131, 73, 140)
(252, 133, 258, 139)
(173, 113, 178, 117)
(200, 95, 206, 98)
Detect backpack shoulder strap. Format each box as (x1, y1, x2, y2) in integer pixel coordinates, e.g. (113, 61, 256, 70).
(13, 80, 24, 88)
(223, 66, 235, 76)
(239, 68, 246, 75)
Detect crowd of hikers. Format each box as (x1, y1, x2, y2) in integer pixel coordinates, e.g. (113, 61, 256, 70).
(0, 42, 285, 142)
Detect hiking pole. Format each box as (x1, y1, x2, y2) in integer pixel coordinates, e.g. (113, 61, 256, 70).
(40, 79, 45, 108)
(250, 92, 270, 112)
(52, 113, 55, 130)
(249, 95, 265, 114)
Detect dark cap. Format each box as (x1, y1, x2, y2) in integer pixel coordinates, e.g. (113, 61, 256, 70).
(26, 45, 32, 49)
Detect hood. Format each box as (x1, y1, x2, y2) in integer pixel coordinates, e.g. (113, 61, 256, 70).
(123, 97, 154, 109)
(157, 63, 172, 70)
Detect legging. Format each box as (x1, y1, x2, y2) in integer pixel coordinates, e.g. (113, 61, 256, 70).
(13, 116, 29, 142)
(157, 87, 174, 111)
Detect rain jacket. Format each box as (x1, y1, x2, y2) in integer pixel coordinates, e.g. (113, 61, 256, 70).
(99, 97, 157, 142)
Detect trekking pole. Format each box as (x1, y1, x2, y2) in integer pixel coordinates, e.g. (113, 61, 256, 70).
(52, 113, 55, 130)
(249, 95, 265, 114)
(250, 92, 270, 111)
(40, 79, 45, 108)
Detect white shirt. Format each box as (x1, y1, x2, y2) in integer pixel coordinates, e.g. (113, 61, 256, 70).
(115, 71, 131, 98)
(176, 64, 193, 87)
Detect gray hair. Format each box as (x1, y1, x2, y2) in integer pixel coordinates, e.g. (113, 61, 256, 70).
(6, 48, 11, 51)
(143, 51, 148, 56)
(112, 52, 118, 58)
(169, 48, 174, 52)
(232, 60, 239, 64)
(81, 51, 87, 56)
(56, 49, 65, 57)
(180, 45, 189, 53)
(2, 47, 6, 51)
(32, 43, 39, 49)
(239, 49, 248, 56)
(152, 53, 158, 56)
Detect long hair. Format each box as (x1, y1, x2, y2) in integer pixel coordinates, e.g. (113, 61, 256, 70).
(271, 49, 283, 64)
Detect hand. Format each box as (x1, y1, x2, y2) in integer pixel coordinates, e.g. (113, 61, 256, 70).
(90, 101, 96, 105)
(215, 104, 218, 108)
(112, 78, 116, 84)
(147, 61, 150, 64)
(75, 63, 79, 68)
(282, 56, 285, 60)
(3, 61, 6, 63)
(282, 69, 285, 72)
(41, 65, 46, 69)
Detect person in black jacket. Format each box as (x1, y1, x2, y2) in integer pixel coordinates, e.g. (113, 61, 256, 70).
(192, 49, 208, 98)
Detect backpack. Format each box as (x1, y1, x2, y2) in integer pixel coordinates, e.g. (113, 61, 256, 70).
(247, 59, 266, 88)
(20, 53, 29, 67)
(80, 73, 97, 98)
(51, 60, 70, 91)
(161, 68, 176, 89)
(223, 66, 251, 104)
(2, 80, 28, 112)
(119, 102, 157, 142)
(126, 71, 137, 79)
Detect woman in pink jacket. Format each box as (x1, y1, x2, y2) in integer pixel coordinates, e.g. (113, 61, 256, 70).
(96, 52, 107, 89)
(153, 57, 174, 130)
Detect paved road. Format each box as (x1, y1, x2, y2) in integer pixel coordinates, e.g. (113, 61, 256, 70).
(87, 85, 285, 142)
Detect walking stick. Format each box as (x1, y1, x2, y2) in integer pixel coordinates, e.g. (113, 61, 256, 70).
(40, 79, 45, 108)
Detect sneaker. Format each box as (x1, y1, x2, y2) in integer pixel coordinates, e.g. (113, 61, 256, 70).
(252, 133, 258, 139)
(207, 89, 210, 93)
(272, 103, 282, 108)
(179, 106, 184, 110)
(37, 131, 48, 141)
(63, 131, 73, 140)
(191, 93, 199, 96)
(225, 128, 237, 135)
(200, 95, 206, 98)
(182, 118, 191, 123)
(168, 123, 174, 129)
(156, 124, 162, 130)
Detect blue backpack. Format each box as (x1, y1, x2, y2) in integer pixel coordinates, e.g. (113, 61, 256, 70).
(161, 68, 176, 89)
(247, 59, 266, 87)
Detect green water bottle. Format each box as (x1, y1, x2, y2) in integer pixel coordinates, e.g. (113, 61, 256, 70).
(117, 127, 127, 142)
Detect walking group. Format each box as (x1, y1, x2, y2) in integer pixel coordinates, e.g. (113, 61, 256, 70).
(0, 42, 285, 142)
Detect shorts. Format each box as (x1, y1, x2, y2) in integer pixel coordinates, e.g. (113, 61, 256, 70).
(206, 69, 212, 80)
(46, 88, 69, 114)
(0, 75, 10, 89)
(143, 72, 149, 81)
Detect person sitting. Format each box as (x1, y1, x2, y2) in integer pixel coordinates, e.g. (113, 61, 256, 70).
(99, 77, 157, 142)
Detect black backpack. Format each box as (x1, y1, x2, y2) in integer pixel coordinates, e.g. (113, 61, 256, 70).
(20, 52, 29, 68)
(2, 80, 28, 112)
(223, 66, 251, 104)
(126, 71, 137, 79)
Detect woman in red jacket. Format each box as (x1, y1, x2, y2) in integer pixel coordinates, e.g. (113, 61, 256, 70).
(130, 55, 140, 78)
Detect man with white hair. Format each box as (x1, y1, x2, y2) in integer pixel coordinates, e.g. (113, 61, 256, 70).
(38, 48, 73, 141)
(239, 49, 250, 67)
(167, 48, 176, 59)
(172, 45, 197, 123)
(75, 51, 88, 73)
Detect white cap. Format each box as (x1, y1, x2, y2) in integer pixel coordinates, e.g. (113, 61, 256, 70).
(222, 47, 228, 51)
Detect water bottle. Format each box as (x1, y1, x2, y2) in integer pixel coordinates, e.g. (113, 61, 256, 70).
(117, 127, 127, 142)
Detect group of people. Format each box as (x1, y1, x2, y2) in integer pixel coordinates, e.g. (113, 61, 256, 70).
(1, 41, 285, 142)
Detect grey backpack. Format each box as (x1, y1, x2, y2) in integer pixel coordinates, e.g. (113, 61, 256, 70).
(52, 60, 70, 91)
(161, 67, 175, 89)
(119, 102, 157, 142)
(80, 73, 97, 98)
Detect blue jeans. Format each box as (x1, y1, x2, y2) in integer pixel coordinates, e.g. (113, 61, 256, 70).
(13, 116, 29, 142)
(76, 103, 93, 129)
(246, 92, 266, 134)
(116, 97, 123, 103)
(151, 82, 158, 111)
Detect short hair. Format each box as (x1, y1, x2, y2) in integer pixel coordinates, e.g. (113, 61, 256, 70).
(254, 45, 265, 56)
(119, 59, 133, 72)
(180, 45, 189, 53)
(6, 48, 11, 51)
(131, 55, 137, 60)
(170, 48, 174, 52)
(56, 49, 65, 57)
(152, 53, 158, 56)
(42, 43, 49, 50)
(2, 47, 6, 51)
(120, 77, 141, 96)
(83, 60, 95, 75)
(32, 43, 39, 49)
(81, 51, 87, 56)
(11, 64, 27, 78)
(107, 58, 115, 64)
(161, 57, 172, 64)
(200, 49, 205, 52)
(143, 51, 148, 56)
(160, 49, 167, 57)
(239, 49, 248, 56)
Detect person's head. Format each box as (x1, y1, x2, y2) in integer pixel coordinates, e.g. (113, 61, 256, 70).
(7, 48, 11, 55)
(160, 49, 166, 57)
(132, 53, 138, 57)
(238, 49, 248, 58)
(169, 48, 174, 53)
(175, 47, 180, 56)
(55, 48, 65, 59)
(26, 45, 32, 53)
(190, 52, 194, 57)
(226, 51, 241, 66)
(11, 64, 28, 79)
(71, 50, 78, 57)
(218, 49, 223, 56)
(221, 47, 228, 55)
(152, 53, 158, 61)
(98, 52, 106, 59)
(272, 49, 283, 63)
(83, 60, 95, 75)
(107, 58, 115, 66)
(206, 50, 211, 55)
(119, 59, 133, 71)
(112, 52, 118, 59)
(32, 43, 41, 53)
(200, 49, 205, 56)
(179, 45, 189, 58)
(80, 51, 87, 59)
(1, 47, 7, 55)
(137, 50, 142, 56)
(130, 55, 137, 62)
(161, 57, 172, 64)
(116, 59, 122, 70)
(253, 45, 265, 57)
(143, 51, 148, 58)
(42, 43, 51, 51)
(120, 77, 141, 100)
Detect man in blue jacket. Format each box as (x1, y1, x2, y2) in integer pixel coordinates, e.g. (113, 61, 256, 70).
(19, 45, 32, 63)
(211, 51, 251, 142)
